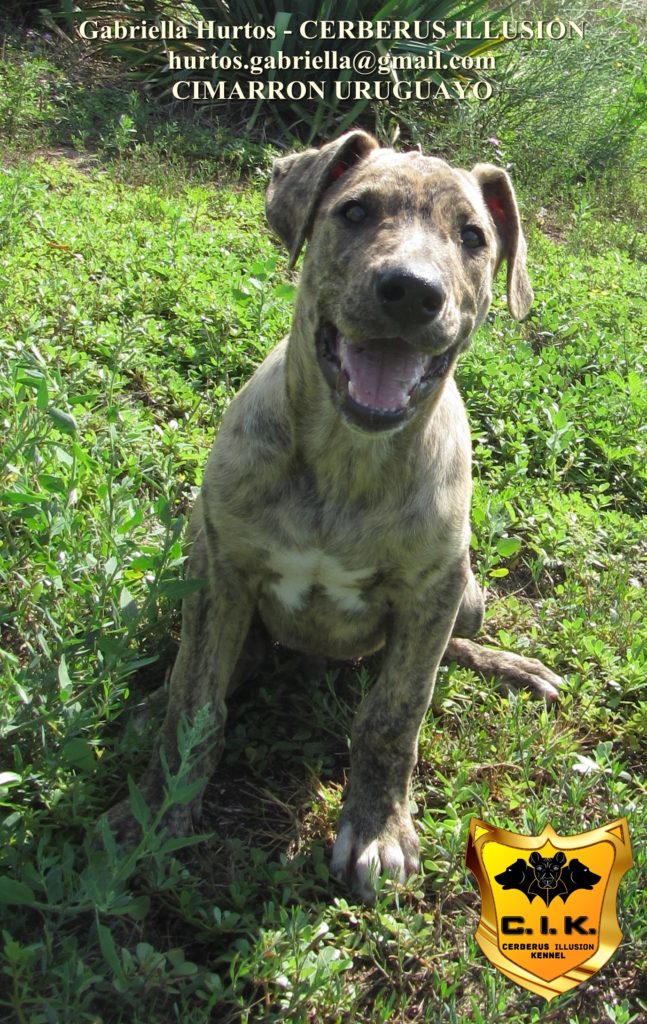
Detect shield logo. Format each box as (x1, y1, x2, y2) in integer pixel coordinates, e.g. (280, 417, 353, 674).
(465, 818, 633, 1000)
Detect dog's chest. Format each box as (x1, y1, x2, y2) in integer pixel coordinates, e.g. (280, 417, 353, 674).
(265, 546, 376, 613)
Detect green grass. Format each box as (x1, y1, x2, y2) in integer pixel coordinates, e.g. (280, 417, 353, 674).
(0, 25, 646, 1024)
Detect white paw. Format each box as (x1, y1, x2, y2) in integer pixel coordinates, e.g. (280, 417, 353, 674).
(331, 815, 420, 902)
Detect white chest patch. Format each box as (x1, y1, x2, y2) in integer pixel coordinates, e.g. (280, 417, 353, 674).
(267, 548, 375, 613)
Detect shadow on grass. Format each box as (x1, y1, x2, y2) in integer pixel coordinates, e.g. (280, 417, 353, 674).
(99, 641, 368, 881)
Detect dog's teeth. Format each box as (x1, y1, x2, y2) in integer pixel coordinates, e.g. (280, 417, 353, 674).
(346, 385, 412, 415)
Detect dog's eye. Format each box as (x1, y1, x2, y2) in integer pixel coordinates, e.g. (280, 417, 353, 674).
(340, 202, 367, 224)
(461, 225, 485, 249)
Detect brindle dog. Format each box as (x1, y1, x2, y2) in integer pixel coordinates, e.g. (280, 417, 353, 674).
(105, 131, 563, 901)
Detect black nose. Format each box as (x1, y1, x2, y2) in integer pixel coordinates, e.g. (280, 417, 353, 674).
(376, 268, 446, 326)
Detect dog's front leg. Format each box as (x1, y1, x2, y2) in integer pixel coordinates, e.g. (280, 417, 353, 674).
(103, 527, 256, 843)
(331, 565, 468, 902)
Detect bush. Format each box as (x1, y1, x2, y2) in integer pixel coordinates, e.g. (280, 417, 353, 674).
(415, 2, 646, 200)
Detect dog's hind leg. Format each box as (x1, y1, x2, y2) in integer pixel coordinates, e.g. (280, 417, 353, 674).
(444, 637, 563, 701)
(445, 571, 563, 701)
(452, 569, 485, 638)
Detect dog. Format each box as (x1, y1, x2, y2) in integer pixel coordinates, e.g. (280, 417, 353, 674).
(495, 858, 535, 897)
(495, 853, 600, 906)
(527, 851, 568, 904)
(105, 131, 563, 901)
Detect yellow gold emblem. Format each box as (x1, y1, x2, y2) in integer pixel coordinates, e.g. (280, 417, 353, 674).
(465, 818, 633, 1000)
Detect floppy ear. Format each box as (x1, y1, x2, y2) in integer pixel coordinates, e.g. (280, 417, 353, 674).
(471, 164, 533, 320)
(266, 130, 378, 268)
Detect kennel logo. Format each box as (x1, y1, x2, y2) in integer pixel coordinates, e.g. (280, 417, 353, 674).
(465, 818, 633, 1000)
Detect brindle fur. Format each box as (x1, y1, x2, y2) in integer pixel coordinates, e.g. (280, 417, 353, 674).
(103, 131, 562, 901)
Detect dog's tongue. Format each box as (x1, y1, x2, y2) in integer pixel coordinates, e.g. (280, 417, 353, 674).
(339, 337, 428, 411)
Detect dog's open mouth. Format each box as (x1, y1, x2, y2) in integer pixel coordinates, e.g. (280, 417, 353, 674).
(316, 323, 457, 430)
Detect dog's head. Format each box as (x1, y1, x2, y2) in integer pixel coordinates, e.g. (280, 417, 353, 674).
(267, 131, 532, 433)
(495, 858, 531, 889)
(529, 851, 566, 888)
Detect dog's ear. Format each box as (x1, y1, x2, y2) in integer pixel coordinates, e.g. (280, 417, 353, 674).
(471, 164, 533, 319)
(266, 130, 378, 268)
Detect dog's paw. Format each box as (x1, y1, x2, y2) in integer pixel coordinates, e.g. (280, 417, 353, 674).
(330, 810, 420, 903)
(490, 650, 564, 701)
(445, 638, 563, 702)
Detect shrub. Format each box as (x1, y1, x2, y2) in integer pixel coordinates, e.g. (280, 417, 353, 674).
(414, 1, 646, 200)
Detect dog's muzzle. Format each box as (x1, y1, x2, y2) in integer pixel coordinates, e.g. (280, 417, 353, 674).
(316, 322, 458, 431)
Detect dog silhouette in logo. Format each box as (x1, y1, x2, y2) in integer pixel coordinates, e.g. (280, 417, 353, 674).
(562, 858, 601, 897)
(495, 858, 535, 898)
(527, 851, 569, 904)
(495, 853, 601, 906)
